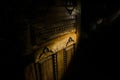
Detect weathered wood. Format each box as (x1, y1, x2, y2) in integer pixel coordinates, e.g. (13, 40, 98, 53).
(32, 19, 76, 45)
(41, 57, 54, 80)
(34, 44, 76, 80)
(34, 32, 77, 63)
(57, 50, 65, 80)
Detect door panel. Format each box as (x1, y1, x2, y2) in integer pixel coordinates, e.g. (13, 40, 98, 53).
(57, 50, 64, 80)
(41, 56, 54, 80)
(34, 44, 75, 80)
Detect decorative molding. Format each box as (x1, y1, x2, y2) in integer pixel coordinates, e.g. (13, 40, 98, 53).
(38, 48, 54, 63)
(65, 44, 74, 51)
(66, 37, 75, 47)
(39, 56, 52, 64)
(63, 49, 67, 72)
(32, 19, 76, 44)
(34, 32, 77, 63)
(43, 47, 50, 53)
(53, 54, 58, 80)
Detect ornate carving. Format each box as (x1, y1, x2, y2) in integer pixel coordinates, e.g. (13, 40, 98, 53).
(38, 47, 54, 61)
(33, 19, 76, 44)
(35, 32, 77, 63)
(53, 54, 58, 80)
(66, 37, 74, 46)
(43, 47, 50, 53)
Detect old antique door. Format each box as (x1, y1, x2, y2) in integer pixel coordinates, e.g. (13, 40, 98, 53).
(33, 32, 77, 80)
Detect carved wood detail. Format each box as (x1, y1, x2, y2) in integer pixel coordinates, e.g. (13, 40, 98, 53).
(34, 32, 77, 63)
(31, 18, 76, 45)
(32, 30, 77, 80)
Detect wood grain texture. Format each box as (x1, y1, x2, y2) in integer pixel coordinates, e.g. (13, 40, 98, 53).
(41, 57, 54, 80)
(57, 50, 64, 80)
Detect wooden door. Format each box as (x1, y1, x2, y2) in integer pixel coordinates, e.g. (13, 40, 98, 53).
(35, 56, 55, 80)
(57, 50, 65, 80)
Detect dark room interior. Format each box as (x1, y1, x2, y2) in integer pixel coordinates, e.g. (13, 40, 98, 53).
(0, 0, 120, 80)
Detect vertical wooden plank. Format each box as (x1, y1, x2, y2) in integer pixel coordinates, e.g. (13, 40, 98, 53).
(65, 45, 74, 68)
(41, 56, 54, 80)
(24, 63, 36, 80)
(57, 50, 65, 80)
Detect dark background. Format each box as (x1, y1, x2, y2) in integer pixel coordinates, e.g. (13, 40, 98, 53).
(64, 0, 120, 80)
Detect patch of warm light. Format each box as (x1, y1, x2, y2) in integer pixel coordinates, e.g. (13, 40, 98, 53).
(35, 32, 77, 63)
